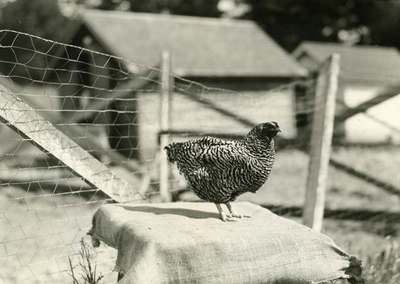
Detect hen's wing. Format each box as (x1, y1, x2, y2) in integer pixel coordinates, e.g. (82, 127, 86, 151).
(195, 137, 251, 168)
(170, 137, 251, 175)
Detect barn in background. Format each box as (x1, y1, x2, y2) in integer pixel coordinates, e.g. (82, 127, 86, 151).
(293, 42, 400, 144)
(14, 9, 307, 161)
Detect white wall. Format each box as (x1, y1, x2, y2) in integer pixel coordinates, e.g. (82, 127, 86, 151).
(0, 84, 296, 161)
(343, 84, 400, 144)
(138, 89, 296, 161)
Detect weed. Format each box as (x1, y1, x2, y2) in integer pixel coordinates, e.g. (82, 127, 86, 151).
(364, 240, 400, 284)
(68, 239, 104, 284)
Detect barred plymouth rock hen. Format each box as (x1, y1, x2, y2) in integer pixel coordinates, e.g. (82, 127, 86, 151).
(164, 121, 281, 221)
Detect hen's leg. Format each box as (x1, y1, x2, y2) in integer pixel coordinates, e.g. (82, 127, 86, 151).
(215, 203, 236, 222)
(225, 202, 251, 219)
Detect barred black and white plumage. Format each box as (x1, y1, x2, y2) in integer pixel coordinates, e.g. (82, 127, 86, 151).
(164, 121, 281, 221)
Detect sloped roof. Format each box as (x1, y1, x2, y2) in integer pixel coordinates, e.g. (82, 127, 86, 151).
(293, 41, 400, 84)
(81, 9, 306, 78)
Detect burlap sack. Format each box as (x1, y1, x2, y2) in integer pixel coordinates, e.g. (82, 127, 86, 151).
(89, 202, 363, 284)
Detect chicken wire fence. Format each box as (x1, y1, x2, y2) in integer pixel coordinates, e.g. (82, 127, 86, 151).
(0, 29, 398, 283)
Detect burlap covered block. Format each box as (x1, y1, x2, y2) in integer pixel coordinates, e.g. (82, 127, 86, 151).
(89, 202, 362, 284)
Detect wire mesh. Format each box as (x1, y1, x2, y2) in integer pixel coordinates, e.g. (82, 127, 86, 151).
(0, 29, 399, 283)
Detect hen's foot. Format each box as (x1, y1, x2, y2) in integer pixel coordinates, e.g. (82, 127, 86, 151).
(221, 213, 239, 222)
(229, 212, 251, 219)
(225, 202, 251, 219)
(215, 203, 237, 222)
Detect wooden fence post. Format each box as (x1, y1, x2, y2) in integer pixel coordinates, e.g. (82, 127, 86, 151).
(303, 54, 340, 231)
(159, 51, 172, 202)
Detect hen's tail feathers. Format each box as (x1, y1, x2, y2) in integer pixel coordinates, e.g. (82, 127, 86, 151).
(164, 143, 180, 163)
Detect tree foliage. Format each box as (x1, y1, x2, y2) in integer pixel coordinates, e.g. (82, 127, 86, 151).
(0, 0, 69, 41)
(0, 0, 399, 50)
(96, 0, 221, 17)
(247, 0, 400, 50)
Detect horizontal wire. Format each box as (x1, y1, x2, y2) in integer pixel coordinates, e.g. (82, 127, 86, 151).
(1, 30, 398, 278)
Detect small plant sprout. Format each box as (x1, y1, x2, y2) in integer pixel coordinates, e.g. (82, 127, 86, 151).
(68, 238, 104, 284)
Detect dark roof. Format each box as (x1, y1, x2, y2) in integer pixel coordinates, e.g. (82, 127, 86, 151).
(81, 9, 306, 78)
(293, 41, 400, 84)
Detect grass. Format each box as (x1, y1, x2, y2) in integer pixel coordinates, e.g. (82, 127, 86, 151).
(239, 146, 400, 211)
(363, 240, 400, 284)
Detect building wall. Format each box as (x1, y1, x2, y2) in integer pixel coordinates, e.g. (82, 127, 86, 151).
(294, 51, 400, 145)
(343, 83, 400, 144)
(138, 86, 296, 161)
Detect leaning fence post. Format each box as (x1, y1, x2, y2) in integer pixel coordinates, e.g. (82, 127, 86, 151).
(303, 54, 340, 231)
(159, 51, 173, 202)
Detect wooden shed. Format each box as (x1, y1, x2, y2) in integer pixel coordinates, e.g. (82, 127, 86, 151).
(293, 42, 400, 144)
(45, 9, 308, 160)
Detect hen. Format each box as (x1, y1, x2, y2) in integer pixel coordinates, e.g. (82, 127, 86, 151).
(164, 121, 280, 221)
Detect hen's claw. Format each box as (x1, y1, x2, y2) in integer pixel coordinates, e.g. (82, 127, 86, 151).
(216, 203, 249, 221)
(224, 202, 251, 219)
(221, 213, 238, 222)
(230, 213, 251, 219)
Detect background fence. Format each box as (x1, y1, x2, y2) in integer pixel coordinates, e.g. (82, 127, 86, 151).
(0, 30, 399, 283)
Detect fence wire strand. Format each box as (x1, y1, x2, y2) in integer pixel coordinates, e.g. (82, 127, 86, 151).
(0, 29, 399, 283)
